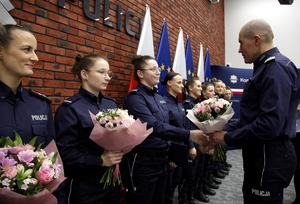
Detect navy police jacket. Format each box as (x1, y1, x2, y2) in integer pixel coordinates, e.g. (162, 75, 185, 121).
(0, 81, 55, 147)
(163, 92, 194, 149)
(224, 47, 300, 148)
(55, 87, 117, 178)
(123, 83, 190, 149)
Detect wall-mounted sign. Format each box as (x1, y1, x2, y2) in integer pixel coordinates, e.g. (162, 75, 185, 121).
(58, 0, 143, 39)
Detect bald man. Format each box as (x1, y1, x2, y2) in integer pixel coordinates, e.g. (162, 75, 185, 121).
(209, 19, 300, 203)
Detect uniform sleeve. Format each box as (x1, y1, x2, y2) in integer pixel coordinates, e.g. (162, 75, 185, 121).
(55, 105, 100, 170)
(225, 62, 294, 147)
(123, 93, 190, 143)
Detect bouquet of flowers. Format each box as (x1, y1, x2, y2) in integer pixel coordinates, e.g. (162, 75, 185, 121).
(89, 108, 153, 188)
(0, 131, 65, 204)
(186, 97, 235, 161)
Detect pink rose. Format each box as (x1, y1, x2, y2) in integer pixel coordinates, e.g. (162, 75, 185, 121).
(2, 166, 17, 178)
(36, 166, 54, 186)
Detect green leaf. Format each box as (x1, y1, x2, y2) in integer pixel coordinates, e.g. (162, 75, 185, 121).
(14, 130, 23, 145)
(28, 136, 38, 147)
(51, 152, 58, 164)
(36, 142, 44, 151)
(0, 136, 7, 147)
(4, 137, 14, 147)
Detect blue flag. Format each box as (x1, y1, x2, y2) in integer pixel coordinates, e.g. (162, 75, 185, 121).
(204, 49, 212, 82)
(156, 21, 172, 96)
(185, 37, 194, 79)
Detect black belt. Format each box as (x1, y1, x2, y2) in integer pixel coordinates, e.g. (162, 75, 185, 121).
(265, 137, 289, 145)
(133, 148, 170, 157)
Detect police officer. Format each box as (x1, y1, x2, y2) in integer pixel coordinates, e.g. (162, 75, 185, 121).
(0, 24, 67, 203)
(55, 54, 124, 204)
(0, 24, 55, 146)
(161, 72, 197, 204)
(122, 55, 209, 204)
(179, 77, 210, 204)
(210, 19, 300, 204)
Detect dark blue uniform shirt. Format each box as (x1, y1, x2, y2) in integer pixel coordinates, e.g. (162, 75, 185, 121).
(55, 87, 117, 178)
(0, 81, 55, 147)
(163, 92, 194, 148)
(224, 47, 300, 148)
(122, 83, 190, 149)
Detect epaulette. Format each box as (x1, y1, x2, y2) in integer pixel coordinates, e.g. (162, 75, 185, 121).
(264, 56, 275, 64)
(130, 88, 139, 93)
(28, 89, 51, 103)
(103, 95, 117, 104)
(62, 95, 81, 106)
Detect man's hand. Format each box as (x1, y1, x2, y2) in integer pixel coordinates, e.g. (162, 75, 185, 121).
(209, 131, 227, 146)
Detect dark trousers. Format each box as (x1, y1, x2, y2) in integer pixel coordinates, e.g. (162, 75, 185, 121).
(67, 176, 120, 204)
(178, 151, 200, 202)
(291, 133, 300, 203)
(124, 152, 169, 204)
(165, 166, 182, 204)
(242, 140, 296, 204)
(194, 153, 211, 194)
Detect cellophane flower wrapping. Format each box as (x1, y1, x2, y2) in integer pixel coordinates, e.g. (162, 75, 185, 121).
(186, 97, 235, 161)
(0, 131, 65, 204)
(89, 109, 153, 189)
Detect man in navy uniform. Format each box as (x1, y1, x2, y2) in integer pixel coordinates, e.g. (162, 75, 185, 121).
(209, 19, 300, 204)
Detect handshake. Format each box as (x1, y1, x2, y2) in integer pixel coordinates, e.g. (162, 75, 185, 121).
(189, 130, 227, 154)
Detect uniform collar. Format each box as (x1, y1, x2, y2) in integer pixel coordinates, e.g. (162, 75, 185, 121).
(253, 47, 279, 71)
(0, 81, 24, 102)
(165, 92, 180, 103)
(137, 83, 159, 95)
(79, 86, 104, 104)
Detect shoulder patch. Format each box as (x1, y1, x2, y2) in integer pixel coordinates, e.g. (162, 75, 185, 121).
(62, 95, 81, 106)
(264, 56, 275, 64)
(28, 89, 51, 103)
(130, 88, 139, 93)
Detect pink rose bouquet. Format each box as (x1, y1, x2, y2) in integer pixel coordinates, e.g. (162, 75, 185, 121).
(89, 109, 153, 188)
(0, 131, 65, 204)
(186, 97, 235, 161)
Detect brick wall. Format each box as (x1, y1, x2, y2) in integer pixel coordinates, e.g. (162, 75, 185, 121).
(9, 0, 224, 110)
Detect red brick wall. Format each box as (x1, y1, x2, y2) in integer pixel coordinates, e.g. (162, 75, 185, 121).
(9, 0, 224, 110)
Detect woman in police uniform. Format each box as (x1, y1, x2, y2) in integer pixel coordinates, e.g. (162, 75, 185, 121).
(54, 54, 124, 204)
(0, 24, 55, 146)
(0, 24, 66, 202)
(162, 72, 197, 204)
(122, 55, 208, 204)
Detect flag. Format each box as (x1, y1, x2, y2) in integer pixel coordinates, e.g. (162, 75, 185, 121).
(156, 20, 172, 96)
(173, 27, 186, 79)
(185, 36, 194, 79)
(197, 43, 204, 82)
(127, 5, 154, 92)
(204, 49, 212, 82)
